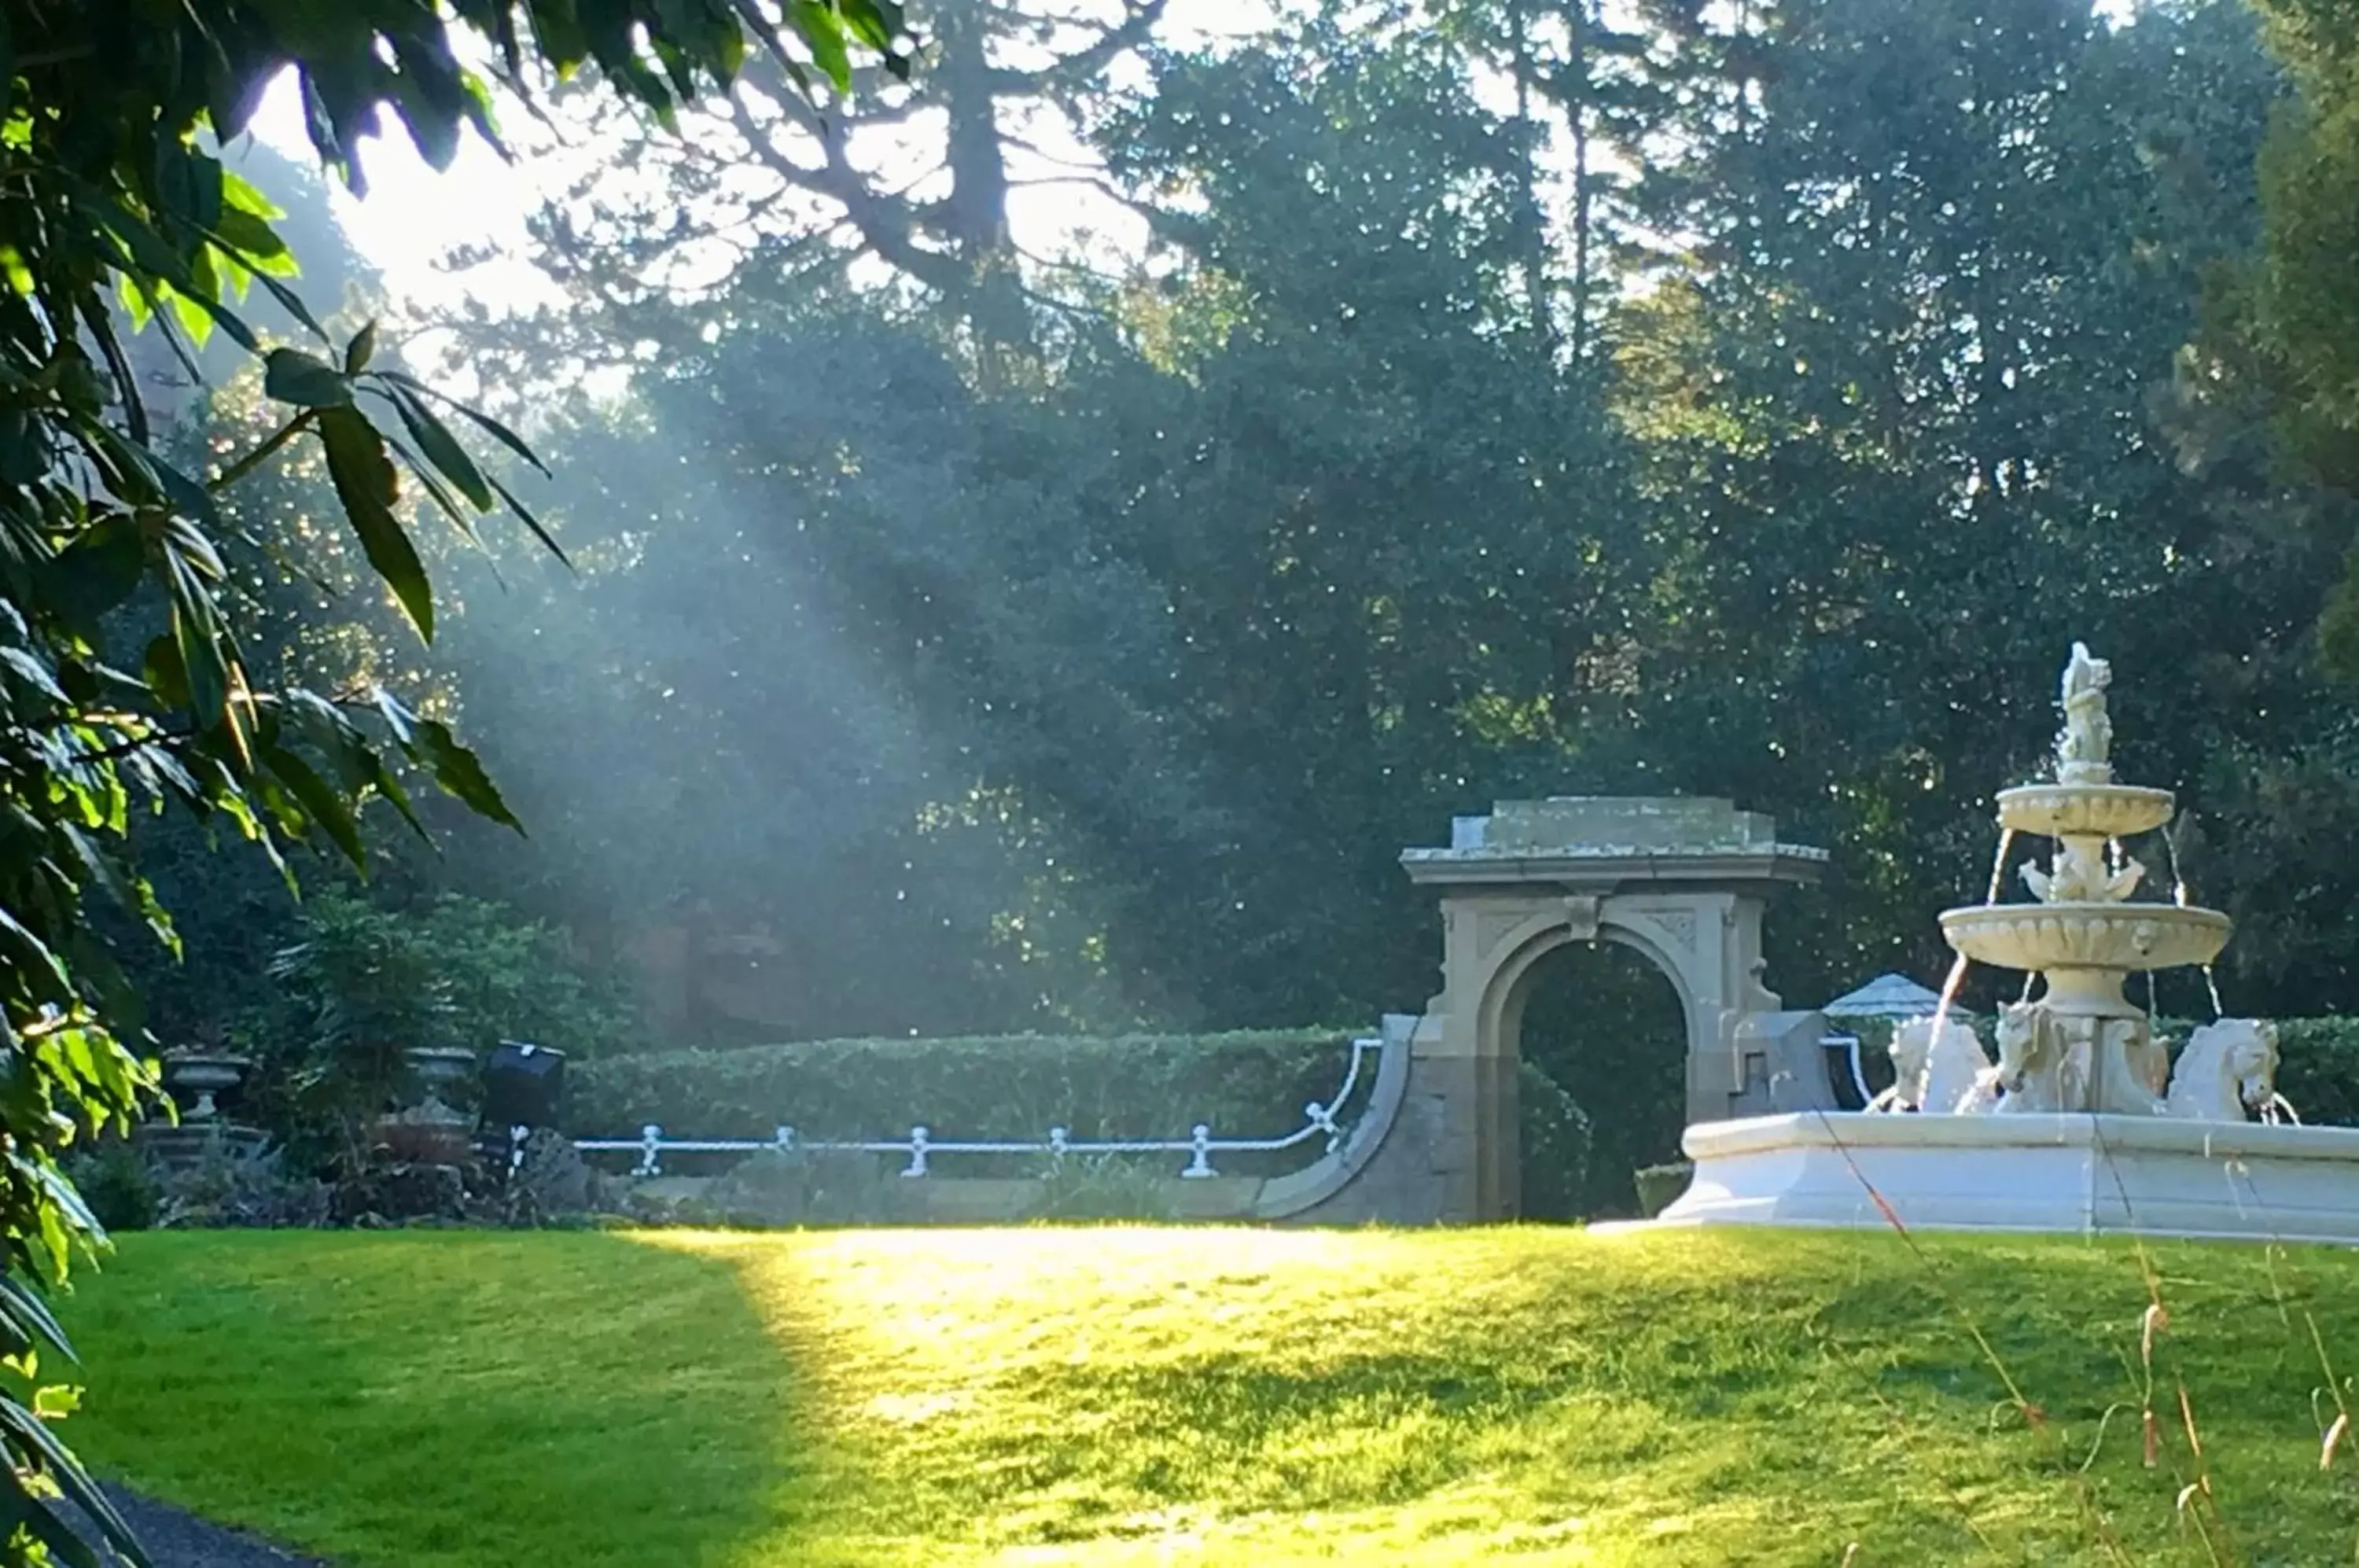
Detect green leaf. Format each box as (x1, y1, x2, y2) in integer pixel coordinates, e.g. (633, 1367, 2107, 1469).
(153, 140, 224, 237)
(346, 320, 379, 374)
(489, 473, 572, 567)
(208, 236, 329, 343)
(0, 1277, 74, 1362)
(318, 405, 432, 640)
(0, 1395, 153, 1566)
(142, 634, 190, 710)
(263, 348, 351, 408)
(221, 171, 285, 223)
(841, 0, 907, 57)
(169, 595, 229, 727)
(0, 407, 39, 488)
(112, 271, 154, 332)
(381, 385, 492, 510)
(71, 189, 259, 354)
(379, 370, 551, 475)
(212, 208, 297, 275)
(790, 0, 855, 89)
(168, 289, 215, 350)
(14, 1485, 105, 1568)
(409, 716, 521, 830)
(264, 745, 366, 869)
(0, 908, 65, 990)
(0, 649, 66, 705)
(43, 517, 147, 638)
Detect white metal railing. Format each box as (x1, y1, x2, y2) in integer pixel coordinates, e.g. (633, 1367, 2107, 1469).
(558, 1034, 1384, 1180)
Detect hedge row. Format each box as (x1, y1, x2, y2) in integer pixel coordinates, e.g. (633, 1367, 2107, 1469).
(565, 1029, 1369, 1146)
(564, 1014, 2359, 1191)
(2265, 1018, 2359, 1126)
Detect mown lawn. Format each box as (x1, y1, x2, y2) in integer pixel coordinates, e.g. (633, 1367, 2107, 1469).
(49, 1225, 2359, 1566)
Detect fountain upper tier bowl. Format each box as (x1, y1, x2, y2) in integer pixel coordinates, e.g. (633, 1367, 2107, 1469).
(1994, 782, 2176, 841)
(1939, 900, 2231, 976)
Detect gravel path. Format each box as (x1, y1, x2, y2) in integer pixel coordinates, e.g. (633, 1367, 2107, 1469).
(73, 1485, 328, 1567)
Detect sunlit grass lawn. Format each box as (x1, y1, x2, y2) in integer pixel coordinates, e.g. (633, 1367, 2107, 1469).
(50, 1225, 2359, 1566)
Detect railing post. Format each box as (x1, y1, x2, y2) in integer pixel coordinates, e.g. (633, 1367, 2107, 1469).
(1182, 1123, 1215, 1179)
(639, 1124, 663, 1177)
(1305, 1099, 1343, 1153)
(903, 1125, 929, 1178)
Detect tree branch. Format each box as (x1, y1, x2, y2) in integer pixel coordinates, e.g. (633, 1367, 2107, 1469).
(210, 411, 318, 492)
(984, 0, 1171, 95)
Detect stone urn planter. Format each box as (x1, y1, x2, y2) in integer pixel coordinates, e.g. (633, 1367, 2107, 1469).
(163, 1049, 250, 1121)
(139, 1050, 267, 1170)
(404, 1045, 477, 1113)
(374, 1046, 479, 1166)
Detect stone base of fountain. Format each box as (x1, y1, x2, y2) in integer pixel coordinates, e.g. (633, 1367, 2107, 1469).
(1637, 1111, 2359, 1246)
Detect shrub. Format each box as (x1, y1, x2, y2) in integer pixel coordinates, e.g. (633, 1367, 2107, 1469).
(566, 1029, 1370, 1177)
(2269, 1016, 2359, 1124)
(153, 1143, 333, 1231)
(2148, 1015, 2357, 1124)
(246, 890, 639, 1172)
(1517, 1061, 1595, 1222)
(66, 1143, 160, 1233)
(1633, 1161, 1695, 1219)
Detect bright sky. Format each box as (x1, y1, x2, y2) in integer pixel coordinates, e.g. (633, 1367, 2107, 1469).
(245, 2, 1278, 316)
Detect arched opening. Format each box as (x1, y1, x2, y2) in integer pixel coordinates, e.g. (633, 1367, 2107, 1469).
(1509, 939, 1691, 1220)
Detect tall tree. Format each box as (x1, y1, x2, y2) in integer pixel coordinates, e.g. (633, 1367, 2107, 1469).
(519, 0, 1169, 356)
(1603, 0, 2350, 1009)
(2194, 0, 2359, 675)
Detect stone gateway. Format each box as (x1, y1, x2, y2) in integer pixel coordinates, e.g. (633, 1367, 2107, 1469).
(1289, 797, 1831, 1224)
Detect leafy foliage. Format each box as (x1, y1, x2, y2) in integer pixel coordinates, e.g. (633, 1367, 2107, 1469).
(444, 0, 2359, 1060)
(2264, 1015, 2359, 1128)
(2199, 0, 2359, 680)
(252, 889, 634, 1172)
(1513, 1059, 1594, 1223)
(567, 1029, 1368, 1174)
(0, 1, 903, 1561)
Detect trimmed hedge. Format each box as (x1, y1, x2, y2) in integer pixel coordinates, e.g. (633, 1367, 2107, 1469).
(566, 1029, 1367, 1148)
(2267, 1018, 2359, 1126)
(565, 1014, 2359, 1204)
(1516, 1061, 1594, 1221)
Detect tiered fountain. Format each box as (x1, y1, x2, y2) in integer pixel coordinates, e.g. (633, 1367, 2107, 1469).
(1656, 644, 2359, 1243)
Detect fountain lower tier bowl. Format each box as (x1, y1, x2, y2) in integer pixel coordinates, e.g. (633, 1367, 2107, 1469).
(1939, 900, 2230, 977)
(1995, 782, 2176, 840)
(1627, 1113, 2359, 1245)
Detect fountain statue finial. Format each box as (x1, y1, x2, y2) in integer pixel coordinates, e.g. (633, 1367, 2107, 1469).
(2056, 642, 2113, 784)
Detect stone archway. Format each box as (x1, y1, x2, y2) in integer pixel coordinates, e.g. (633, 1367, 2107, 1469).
(1286, 797, 1831, 1224)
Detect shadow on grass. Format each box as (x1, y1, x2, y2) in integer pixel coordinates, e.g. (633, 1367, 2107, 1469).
(52, 1226, 2359, 1567)
(59, 1229, 815, 1568)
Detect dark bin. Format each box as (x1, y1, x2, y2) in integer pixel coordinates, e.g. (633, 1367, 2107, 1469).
(483, 1041, 567, 1131)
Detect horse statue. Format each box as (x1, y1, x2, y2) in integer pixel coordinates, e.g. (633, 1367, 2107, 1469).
(2165, 1018, 2280, 1123)
(1992, 1002, 2090, 1113)
(1874, 1018, 1998, 1114)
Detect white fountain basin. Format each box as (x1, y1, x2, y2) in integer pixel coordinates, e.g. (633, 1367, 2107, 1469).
(1939, 901, 2230, 976)
(1994, 783, 2176, 841)
(1643, 1112, 2359, 1245)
